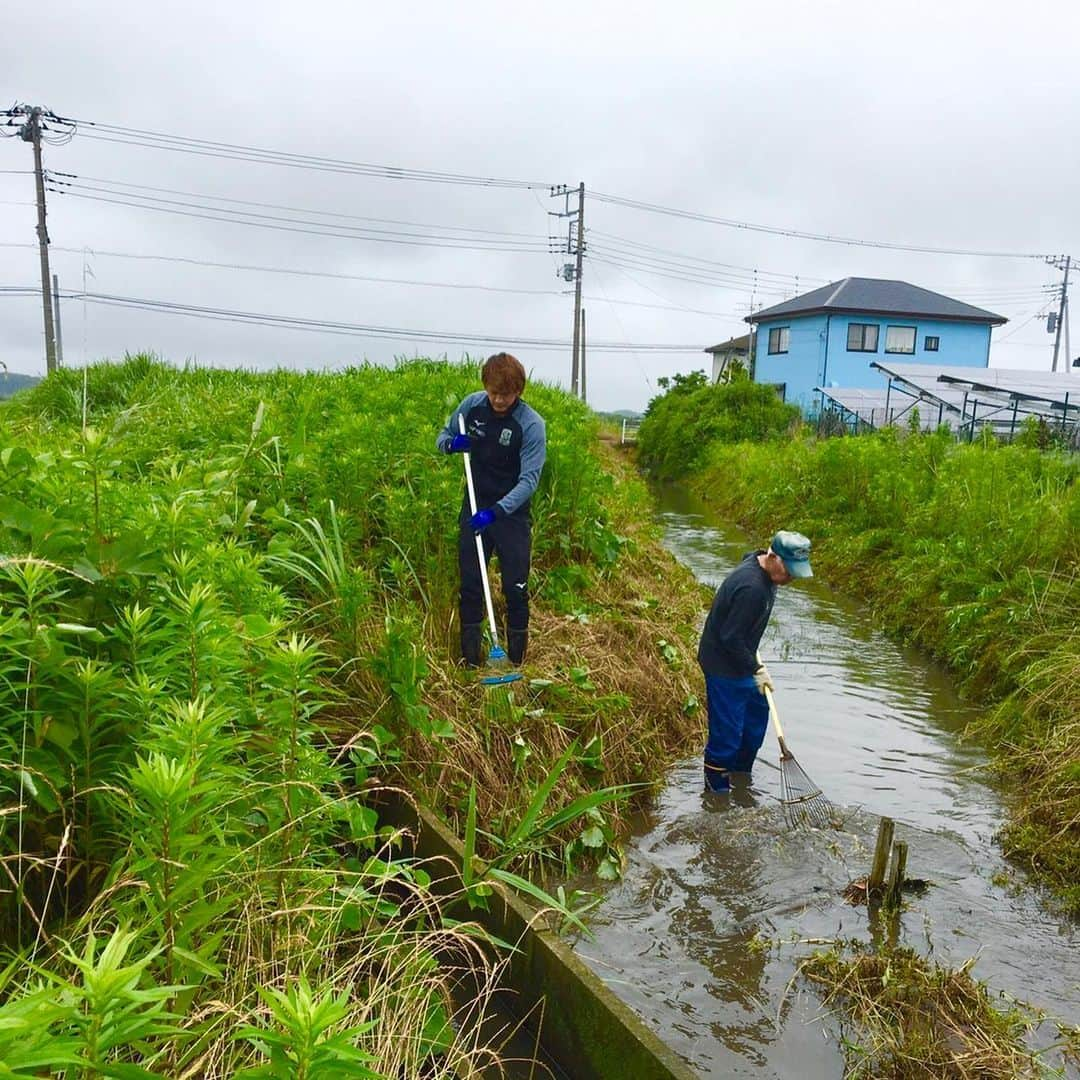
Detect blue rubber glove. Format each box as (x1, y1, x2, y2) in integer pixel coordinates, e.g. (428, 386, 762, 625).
(447, 433, 470, 453)
(470, 508, 496, 532)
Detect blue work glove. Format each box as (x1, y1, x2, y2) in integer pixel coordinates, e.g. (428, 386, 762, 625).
(447, 433, 470, 453)
(470, 508, 496, 532)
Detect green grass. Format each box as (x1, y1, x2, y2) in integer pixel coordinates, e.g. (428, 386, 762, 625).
(0, 354, 706, 1075)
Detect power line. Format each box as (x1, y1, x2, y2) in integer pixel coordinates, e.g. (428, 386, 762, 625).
(45, 184, 552, 253)
(45, 112, 1060, 262)
(587, 245, 795, 293)
(588, 190, 1051, 260)
(995, 312, 1049, 343)
(48, 171, 549, 240)
(1, 241, 562, 293)
(45, 172, 820, 296)
(588, 253, 790, 293)
(588, 229, 819, 285)
(68, 117, 554, 190)
(0, 241, 742, 316)
(0, 286, 707, 353)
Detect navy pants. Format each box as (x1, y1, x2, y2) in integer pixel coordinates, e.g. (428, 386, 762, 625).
(458, 502, 531, 634)
(703, 674, 769, 791)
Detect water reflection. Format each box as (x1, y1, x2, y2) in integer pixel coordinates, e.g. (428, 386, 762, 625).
(567, 486, 1079, 1078)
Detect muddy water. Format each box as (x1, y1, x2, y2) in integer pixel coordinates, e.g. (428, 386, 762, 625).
(568, 484, 1079, 1079)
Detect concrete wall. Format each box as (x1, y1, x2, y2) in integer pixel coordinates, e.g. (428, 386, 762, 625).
(377, 793, 698, 1080)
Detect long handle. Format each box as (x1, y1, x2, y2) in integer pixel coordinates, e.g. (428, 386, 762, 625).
(757, 650, 792, 761)
(459, 415, 501, 650)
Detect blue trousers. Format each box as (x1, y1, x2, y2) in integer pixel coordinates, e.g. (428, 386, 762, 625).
(703, 674, 769, 790)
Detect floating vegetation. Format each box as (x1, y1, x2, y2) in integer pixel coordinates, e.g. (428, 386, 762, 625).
(801, 942, 1055, 1079)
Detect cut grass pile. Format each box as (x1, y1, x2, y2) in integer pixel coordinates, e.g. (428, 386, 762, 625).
(801, 943, 1077, 1079)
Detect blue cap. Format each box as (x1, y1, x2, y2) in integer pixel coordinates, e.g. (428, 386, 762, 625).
(771, 530, 813, 578)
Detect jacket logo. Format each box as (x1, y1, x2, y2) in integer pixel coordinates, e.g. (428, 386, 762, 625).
(498, 428, 513, 447)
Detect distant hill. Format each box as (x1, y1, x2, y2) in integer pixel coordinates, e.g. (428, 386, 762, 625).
(596, 409, 643, 421)
(0, 372, 42, 399)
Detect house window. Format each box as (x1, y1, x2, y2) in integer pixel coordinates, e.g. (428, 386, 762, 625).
(767, 326, 790, 354)
(924, 335, 940, 352)
(885, 325, 917, 354)
(847, 323, 879, 352)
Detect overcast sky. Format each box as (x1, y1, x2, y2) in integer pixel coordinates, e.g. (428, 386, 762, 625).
(3, 0, 1078, 412)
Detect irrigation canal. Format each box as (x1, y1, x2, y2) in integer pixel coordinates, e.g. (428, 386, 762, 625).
(562, 482, 1079, 1078)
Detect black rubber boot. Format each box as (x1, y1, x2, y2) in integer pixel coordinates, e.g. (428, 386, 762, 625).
(507, 628, 528, 665)
(460, 623, 484, 668)
(703, 762, 730, 793)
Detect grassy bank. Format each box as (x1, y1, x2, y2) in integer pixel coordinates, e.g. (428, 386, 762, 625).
(637, 377, 1080, 913)
(0, 355, 704, 1076)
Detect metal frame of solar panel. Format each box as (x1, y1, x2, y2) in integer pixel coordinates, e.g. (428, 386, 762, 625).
(816, 380, 1031, 437)
(816, 386, 970, 434)
(870, 362, 1079, 441)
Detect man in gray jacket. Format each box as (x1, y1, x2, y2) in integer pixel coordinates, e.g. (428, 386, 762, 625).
(437, 353, 547, 666)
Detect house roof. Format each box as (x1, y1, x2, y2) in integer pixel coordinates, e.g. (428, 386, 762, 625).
(704, 333, 752, 354)
(746, 277, 1007, 326)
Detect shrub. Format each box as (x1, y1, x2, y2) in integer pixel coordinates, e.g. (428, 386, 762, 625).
(637, 373, 801, 478)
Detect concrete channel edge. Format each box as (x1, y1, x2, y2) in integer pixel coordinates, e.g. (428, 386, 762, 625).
(377, 791, 698, 1080)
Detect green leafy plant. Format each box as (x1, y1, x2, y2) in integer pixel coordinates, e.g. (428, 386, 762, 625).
(61, 925, 186, 1078)
(235, 976, 381, 1080)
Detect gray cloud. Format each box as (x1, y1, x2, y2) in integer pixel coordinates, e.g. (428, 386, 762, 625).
(3, 0, 1078, 411)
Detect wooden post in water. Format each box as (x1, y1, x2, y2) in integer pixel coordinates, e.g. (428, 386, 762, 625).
(868, 817, 895, 894)
(884, 840, 908, 909)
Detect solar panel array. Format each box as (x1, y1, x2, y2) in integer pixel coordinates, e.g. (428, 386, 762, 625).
(816, 362, 1080, 439)
(874, 362, 1080, 415)
(816, 386, 969, 432)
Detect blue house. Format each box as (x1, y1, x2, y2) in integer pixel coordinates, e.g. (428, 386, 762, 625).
(746, 278, 1007, 412)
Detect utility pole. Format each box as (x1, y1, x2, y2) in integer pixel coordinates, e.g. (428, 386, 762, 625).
(570, 183, 585, 397)
(5, 104, 74, 373)
(23, 107, 57, 373)
(1050, 255, 1071, 373)
(549, 183, 586, 397)
(52, 273, 64, 367)
(580, 307, 587, 404)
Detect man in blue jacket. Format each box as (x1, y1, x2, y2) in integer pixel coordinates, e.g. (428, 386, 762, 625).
(437, 353, 547, 667)
(697, 531, 813, 793)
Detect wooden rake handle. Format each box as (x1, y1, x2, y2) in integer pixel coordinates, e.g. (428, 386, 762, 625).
(757, 651, 793, 761)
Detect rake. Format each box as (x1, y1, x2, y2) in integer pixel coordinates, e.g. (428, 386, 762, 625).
(459, 415, 521, 720)
(757, 652, 836, 829)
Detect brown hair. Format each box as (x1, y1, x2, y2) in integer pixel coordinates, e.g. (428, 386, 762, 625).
(481, 352, 526, 395)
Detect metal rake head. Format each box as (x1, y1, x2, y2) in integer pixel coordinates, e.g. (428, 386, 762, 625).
(779, 757, 837, 829)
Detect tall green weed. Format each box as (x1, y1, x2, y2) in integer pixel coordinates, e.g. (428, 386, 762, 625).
(636, 371, 801, 478)
(0, 353, 637, 1073)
